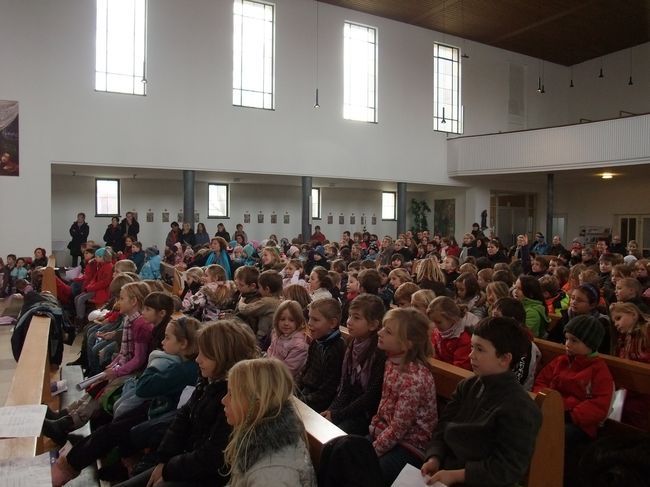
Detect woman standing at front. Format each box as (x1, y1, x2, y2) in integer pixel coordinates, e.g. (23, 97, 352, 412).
(103, 216, 122, 251)
(68, 212, 89, 267)
(120, 212, 140, 249)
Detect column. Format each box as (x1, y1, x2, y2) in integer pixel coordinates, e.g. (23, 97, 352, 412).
(183, 170, 195, 228)
(301, 176, 312, 244)
(397, 182, 407, 236)
(546, 173, 554, 240)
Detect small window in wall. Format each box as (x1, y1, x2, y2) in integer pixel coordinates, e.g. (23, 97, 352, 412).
(233, 0, 275, 110)
(382, 192, 396, 221)
(343, 21, 378, 123)
(311, 188, 321, 220)
(208, 184, 230, 218)
(95, 0, 148, 95)
(433, 42, 462, 133)
(96, 179, 120, 216)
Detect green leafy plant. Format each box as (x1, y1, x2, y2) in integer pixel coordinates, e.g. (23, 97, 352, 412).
(409, 198, 431, 233)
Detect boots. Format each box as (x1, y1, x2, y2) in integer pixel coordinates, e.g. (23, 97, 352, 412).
(45, 406, 69, 421)
(42, 416, 74, 445)
(51, 455, 79, 487)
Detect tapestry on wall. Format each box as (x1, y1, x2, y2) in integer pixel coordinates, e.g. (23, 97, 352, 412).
(0, 100, 19, 176)
(434, 199, 455, 237)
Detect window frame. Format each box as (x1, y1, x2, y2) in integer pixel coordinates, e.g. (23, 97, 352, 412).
(95, 0, 148, 96)
(95, 178, 121, 217)
(381, 191, 396, 221)
(433, 42, 462, 134)
(232, 0, 276, 110)
(311, 187, 321, 220)
(343, 20, 378, 123)
(207, 183, 231, 219)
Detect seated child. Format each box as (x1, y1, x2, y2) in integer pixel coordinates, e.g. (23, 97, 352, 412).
(188, 264, 235, 322)
(266, 300, 309, 377)
(223, 358, 316, 486)
(422, 316, 542, 487)
(296, 298, 346, 412)
(533, 315, 614, 483)
(234, 266, 279, 348)
(615, 277, 650, 313)
(454, 273, 487, 319)
(323, 294, 386, 435)
(394, 282, 420, 308)
(280, 258, 308, 289)
(370, 307, 438, 485)
(411, 289, 436, 315)
(427, 296, 475, 370)
(180, 267, 204, 312)
(539, 275, 569, 318)
(10, 257, 28, 281)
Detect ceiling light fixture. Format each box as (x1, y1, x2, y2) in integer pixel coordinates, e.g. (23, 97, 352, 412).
(628, 48, 634, 86)
(313, 1, 320, 109)
(601, 172, 613, 179)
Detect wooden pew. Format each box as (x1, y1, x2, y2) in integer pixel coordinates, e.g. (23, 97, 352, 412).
(160, 262, 183, 297)
(428, 357, 564, 487)
(0, 317, 52, 459)
(41, 255, 58, 298)
(292, 396, 345, 469)
(534, 337, 650, 432)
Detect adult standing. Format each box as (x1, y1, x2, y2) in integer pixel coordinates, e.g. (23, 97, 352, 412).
(103, 216, 123, 251)
(233, 223, 247, 244)
(120, 212, 139, 249)
(215, 223, 231, 242)
(68, 212, 89, 267)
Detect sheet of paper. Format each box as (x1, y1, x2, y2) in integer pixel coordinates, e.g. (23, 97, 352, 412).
(0, 452, 51, 486)
(0, 405, 46, 438)
(391, 463, 447, 487)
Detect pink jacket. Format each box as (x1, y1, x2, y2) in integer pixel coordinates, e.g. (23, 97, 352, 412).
(267, 329, 309, 377)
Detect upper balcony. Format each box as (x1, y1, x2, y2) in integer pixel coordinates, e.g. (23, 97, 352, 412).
(447, 113, 650, 176)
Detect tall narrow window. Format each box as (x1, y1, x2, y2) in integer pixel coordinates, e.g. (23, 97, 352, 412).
(311, 188, 321, 220)
(382, 192, 396, 221)
(96, 179, 120, 216)
(233, 0, 275, 110)
(208, 184, 230, 218)
(343, 21, 377, 122)
(95, 0, 147, 95)
(433, 43, 462, 133)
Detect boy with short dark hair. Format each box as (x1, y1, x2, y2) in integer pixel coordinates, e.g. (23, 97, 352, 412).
(422, 316, 542, 486)
(234, 266, 277, 350)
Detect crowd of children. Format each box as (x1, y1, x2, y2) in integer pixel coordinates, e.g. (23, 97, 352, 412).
(3, 222, 649, 486)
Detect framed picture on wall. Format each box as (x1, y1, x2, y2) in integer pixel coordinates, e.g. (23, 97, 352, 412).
(162, 212, 169, 223)
(339, 214, 344, 225)
(327, 214, 333, 225)
(0, 100, 19, 177)
(258, 213, 264, 223)
(194, 212, 199, 222)
(350, 215, 355, 225)
(361, 215, 366, 225)
(371, 215, 377, 225)
(177, 212, 183, 223)
(271, 213, 277, 224)
(146, 211, 154, 223)
(284, 213, 290, 224)
(244, 213, 250, 224)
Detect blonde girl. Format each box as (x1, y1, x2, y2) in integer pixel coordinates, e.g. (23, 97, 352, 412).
(323, 294, 387, 435)
(261, 246, 283, 271)
(415, 257, 448, 296)
(181, 266, 205, 311)
(411, 289, 436, 315)
(388, 268, 412, 290)
(297, 298, 346, 412)
(190, 264, 236, 321)
(223, 358, 316, 486)
(427, 296, 475, 370)
(371, 308, 438, 484)
(266, 301, 309, 377)
(486, 281, 511, 313)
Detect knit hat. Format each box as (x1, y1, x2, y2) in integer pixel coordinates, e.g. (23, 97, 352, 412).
(287, 245, 300, 258)
(624, 254, 638, 265)
(314, 245, 326, 258)
(564, 315, 605, 352)
(145, 246, 159, 257)
(95, 247, 107, 258)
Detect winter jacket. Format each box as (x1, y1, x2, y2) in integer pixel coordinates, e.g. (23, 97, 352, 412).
(370, 357, 438, 459)
(68, 221, 89, 255)
(521, 297, 549, 338)
(103, 224, 123, 251)
(533, 353, 614, 438)
(615, 327, 650, 430)
(85, 261, 114, 306)
(267, 329, 309, 377)
(431, 326, 473, 370)
(235, 294, 280, 346)
(140, 254, 161, 280)
(130, 251, 145, 272)
(154, 379, 231, 485)
(426, 372, 542, 487)
(228, 403, 316, 487)
(297, 329, 346, 412)
(119, 218, 139, 241)
(194, 231, 210, 247)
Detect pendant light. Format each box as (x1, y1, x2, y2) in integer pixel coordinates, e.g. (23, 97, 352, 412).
(628, 48, 634, 86)
(313, 1, 320, 108)
(569, 65, 574, 88)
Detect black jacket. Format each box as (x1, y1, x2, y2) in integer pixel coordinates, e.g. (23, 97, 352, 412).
(120, 218, 140, 241)
(155, 379, 231, 485)
(298, 329, 346, 412)
(426, 372, 542, 487)
(103, 224, 123, 251)
(68, 222, 89, 254)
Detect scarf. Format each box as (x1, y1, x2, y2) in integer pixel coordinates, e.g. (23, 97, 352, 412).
(116, 310, 142, 366)
(439, 319, 465, 340)
(341, 336, 374, 389)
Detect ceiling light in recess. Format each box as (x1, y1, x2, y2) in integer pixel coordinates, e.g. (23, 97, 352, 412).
(601, 172, 613, 179)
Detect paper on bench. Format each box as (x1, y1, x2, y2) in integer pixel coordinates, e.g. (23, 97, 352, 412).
(391, 463, 447, 487)
(0, 405, 47, 438)
(0, 452, 52, 486)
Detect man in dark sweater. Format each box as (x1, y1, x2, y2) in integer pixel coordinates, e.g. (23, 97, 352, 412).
(421, 317, 542, 486)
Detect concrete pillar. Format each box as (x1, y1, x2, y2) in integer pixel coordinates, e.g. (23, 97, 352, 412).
(464, 187, 491, 235)
(183, 170, 195, 228)
(301, 176, 312, 244)
(546, 173, 554, 240)
(397, 182, 407, 236)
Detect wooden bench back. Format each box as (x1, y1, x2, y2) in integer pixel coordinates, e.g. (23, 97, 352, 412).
(160, 262, 183, 297)
(0, 317, 52, 459)
(428, 357, 564, 487)
(41, 255, 57, 298)
(292, 396, 345, 469)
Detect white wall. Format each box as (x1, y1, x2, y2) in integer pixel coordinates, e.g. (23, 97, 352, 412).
(568, 42, 650, 123)
(0, 0, 575, 255)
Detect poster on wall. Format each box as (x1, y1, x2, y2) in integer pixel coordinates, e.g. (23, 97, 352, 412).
(258, 213, 264, 224)
(0, 100, 19, 176)
(371, 215, 377, 225)
(244, 213, 250, 224)
(271, 213, 277, 224)
(339, 214, 344, 225)
(283, 213, 290, 224)
(327, 214, 333, 225)
(579, 226, 611, 244)
(162, 212, 169, 223)
(434, 199, 455, 237)
(350, 214, 355, 225)
(146, 211, 154, 223)
(177, 212, 183, 223)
